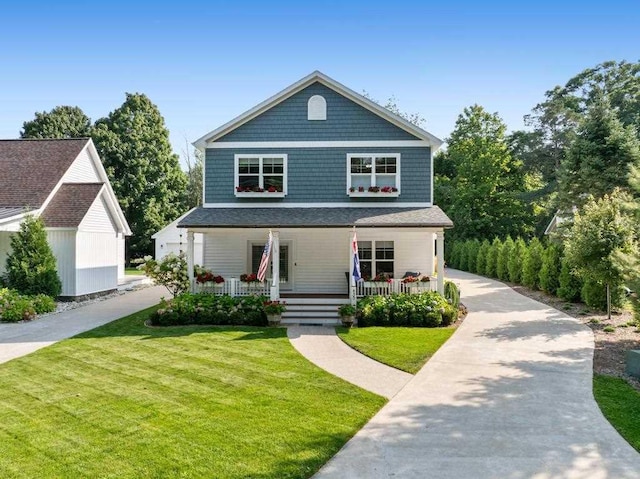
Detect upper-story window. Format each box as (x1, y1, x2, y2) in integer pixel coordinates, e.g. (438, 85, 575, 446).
(235, 154, 287, 197)
(347, 153, 400, 197)
(307, 95, 327, 120)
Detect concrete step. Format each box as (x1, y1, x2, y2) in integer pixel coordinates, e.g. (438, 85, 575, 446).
(282, 310, 341, 318)
(281, 317, 341, 326)
(283, 304, 343, 312)
(281, 297, 349, 305)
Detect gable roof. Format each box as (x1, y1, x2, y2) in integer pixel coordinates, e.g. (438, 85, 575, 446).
(41, 183, 104, 228)
(0, 138, 88, 208)
(0, 138, 131, 235)
(194, 71, 443, 149)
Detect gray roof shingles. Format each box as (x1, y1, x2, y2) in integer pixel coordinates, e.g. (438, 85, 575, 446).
(41, 183, 103, 228)
(178, 206, 453, 228)
(0, 138, 88, 208)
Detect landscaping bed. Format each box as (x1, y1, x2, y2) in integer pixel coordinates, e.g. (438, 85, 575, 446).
(512, 284, 640, 391)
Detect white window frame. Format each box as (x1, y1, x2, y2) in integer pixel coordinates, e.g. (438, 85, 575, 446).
(346, 153, 401, 197)
(234, 154, 288, 198)
(358, 240, 395, 278)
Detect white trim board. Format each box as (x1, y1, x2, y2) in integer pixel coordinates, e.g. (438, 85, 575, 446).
(203, 202, 433, 208)
(194, 71, 443, 149)
(206, 140, 430, 149)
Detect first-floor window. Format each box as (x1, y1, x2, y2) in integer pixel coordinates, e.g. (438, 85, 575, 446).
(235, 154, 287, 194)
(358, 240, 394, 278)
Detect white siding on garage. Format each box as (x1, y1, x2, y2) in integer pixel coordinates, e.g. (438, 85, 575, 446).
(117, 233, 125, 279)
(79, 196, 116, 233)
(75, 231, 118, 295)
(199, 227, 436, 294)
(47, 230, 77, 296)
(61, 148, 101, 183)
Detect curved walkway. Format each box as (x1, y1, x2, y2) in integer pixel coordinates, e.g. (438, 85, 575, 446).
(288, 325, 412, 399)
(0, 286, 166, 365)
(315, 270, 640, 479)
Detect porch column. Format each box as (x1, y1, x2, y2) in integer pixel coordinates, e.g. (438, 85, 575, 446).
(187, 230, 195, 293)
(270, 231, 280, 300)
(436, 230, 445, 295)
(348, 231, 356, 306)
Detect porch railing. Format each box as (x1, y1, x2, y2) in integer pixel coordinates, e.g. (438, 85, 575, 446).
(355, 278, 437, 298)
(196, 278, 271, 296)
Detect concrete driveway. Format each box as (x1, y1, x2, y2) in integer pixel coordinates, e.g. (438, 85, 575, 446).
(0, 286, 166, 365)
(315, 270, 640, 479)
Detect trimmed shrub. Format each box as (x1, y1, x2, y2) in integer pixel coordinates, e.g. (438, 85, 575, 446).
(458, 241, 470, 271)
(467, 239, 481, 274)
(496, 236, 513, 281)
(539, 243, 562, 295)
(476, 240, 491, 276)
(508, 237, 527, 284)
(357, 292, 456, 328)
(522, 238, 544, 290)
(581, 279, 607, 310)
(6, 215, 61, 297)
(484, 238, 502, 278)
(557, 257, 583, 302)
(444, 280, 460, 309)
(149, 293, 268, 326)
(135, 253, 189, 296)
(580, 279, 625, 311)
(450, 242, 463, 269)
(0, 288, 56, 322)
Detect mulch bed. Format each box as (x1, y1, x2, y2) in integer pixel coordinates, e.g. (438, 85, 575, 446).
(510, 284, 640, 391)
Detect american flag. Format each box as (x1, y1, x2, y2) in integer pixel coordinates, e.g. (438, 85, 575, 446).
(352, 230, 361, 282)
(257, 230, 273, 282)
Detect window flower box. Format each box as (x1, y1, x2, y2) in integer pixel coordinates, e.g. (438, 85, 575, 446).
(348, 185, 399, 198)
(235, 185, 286, 198)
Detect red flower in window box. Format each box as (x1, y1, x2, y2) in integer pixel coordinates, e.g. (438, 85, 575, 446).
(368, 186, 380, 193)
(240, 273, 260, 283)
(268, 186, 278, 192)
(358, 186, 365, 192)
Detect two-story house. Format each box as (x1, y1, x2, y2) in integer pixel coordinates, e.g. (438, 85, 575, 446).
(179, 71, 452, 322)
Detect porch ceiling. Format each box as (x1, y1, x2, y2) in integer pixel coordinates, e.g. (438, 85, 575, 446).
(178, 206, 453, 229)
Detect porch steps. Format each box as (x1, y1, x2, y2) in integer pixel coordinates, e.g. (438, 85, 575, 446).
(281, 297, 349, 326)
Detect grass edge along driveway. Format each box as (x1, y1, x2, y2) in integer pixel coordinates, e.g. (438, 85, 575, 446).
(336, 326, 456, 374)
(593, 374, 640, 453)
(0, 306, 384, 479)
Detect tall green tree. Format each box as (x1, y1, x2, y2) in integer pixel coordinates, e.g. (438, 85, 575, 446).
(183, 146, 203, 209)
(439, 105, 534, 241)
(497, 236, 514, 282)
(6, 216, 61, 297)
(558, 98, 640, 209)
(93, 93, 188, 258)
(507, 237, 527, 284)
(522, 238, 545, 290)
(564, 190, 637, 318)
(21, 106, 92, 139)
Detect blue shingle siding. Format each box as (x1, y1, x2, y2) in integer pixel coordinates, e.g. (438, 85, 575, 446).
(216, 83, 420, 142)
(205, 147, 431, 203)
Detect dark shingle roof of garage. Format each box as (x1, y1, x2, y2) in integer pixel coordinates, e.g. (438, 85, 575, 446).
(178, 206, 453, 228)
(0, 139, 88, 208)
(41, 183, 104, 227)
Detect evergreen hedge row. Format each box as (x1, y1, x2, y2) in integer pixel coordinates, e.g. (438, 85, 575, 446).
(446, 236, 621, 311)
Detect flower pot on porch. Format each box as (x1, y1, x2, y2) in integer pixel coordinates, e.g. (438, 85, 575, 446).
(341, 315, 355, 328)
(267, 314, 282, 326)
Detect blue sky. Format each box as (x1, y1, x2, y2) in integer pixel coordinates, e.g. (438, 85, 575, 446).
(1, 1, 638, 162)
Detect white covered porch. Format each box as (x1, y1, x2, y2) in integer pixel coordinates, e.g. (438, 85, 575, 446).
(183, 226, 446, 304)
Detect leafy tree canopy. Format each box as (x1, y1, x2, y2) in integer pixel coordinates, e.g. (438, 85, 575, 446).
(21, 106, 92, 139)
(93, 93, 188, 258)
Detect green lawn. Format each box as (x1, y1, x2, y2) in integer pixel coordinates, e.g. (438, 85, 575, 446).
(593, 374, 640, 452)
(125, 267, 144, 275)
(336, 326, 455, 374)
(0, 307, 384, 479)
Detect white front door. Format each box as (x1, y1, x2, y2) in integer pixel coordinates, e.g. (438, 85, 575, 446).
(251, 242, 292, 290)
